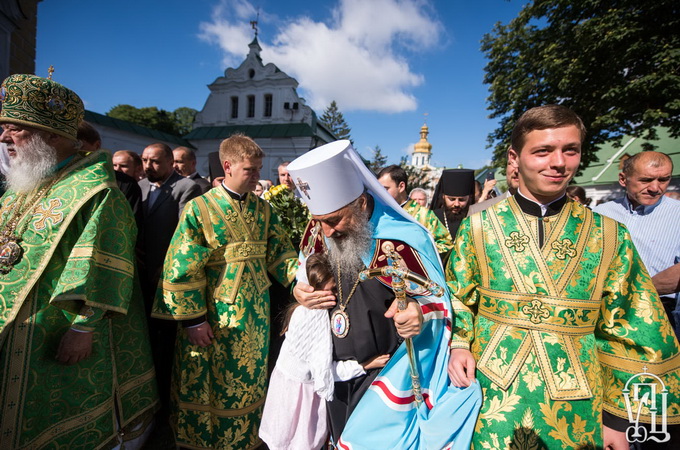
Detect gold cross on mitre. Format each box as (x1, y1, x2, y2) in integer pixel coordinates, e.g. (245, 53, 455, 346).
(296, 177, 311, 199)
(47, 65, 55, 80)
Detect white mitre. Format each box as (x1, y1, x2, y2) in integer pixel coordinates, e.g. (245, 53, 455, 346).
(287, 140, 416, 224)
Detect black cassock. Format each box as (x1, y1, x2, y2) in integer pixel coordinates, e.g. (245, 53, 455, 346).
(327, 276, 402, 440)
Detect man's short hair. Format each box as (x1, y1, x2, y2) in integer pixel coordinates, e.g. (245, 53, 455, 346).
(115, 150, 142, 168)
(77, 121, 101, 146)
(145, 142, 173, 160)
(278, 161, 291, 170)
(511, 105, 586, 152)
(174, 146, 196, 161)
(377, 164, 408, 189)
(219, 134, 264, 164)
(622, 151, 673, 177)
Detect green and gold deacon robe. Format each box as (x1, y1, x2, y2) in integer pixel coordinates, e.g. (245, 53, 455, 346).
(403, 199, 454, 256)
(446, 195, 680, 449)
(152, 187, 298, 450)
(0, 150, 158, 449)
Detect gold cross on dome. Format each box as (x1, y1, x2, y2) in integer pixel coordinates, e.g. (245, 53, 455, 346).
(296, 177, 311, 199)
(47, 66, 55, 80)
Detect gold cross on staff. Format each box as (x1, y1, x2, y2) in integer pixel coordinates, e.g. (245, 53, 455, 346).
(296, 177, 311, 199)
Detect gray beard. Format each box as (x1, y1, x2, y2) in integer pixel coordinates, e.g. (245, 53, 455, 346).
(5, 134, 58, 193)
(327, 210, 374, 280)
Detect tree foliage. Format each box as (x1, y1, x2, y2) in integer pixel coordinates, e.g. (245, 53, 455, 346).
(107, 105, 197, 136)
(482, 0, 680, 170)
(320, 100, 353, 144)
(367, 145, 388, 174)
(399, 156, 431, 191)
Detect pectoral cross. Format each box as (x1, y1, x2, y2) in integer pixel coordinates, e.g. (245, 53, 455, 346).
(296, 177, 311, 199)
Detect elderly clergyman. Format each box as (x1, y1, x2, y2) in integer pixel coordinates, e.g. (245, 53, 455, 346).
(0, 73, 158, 448)
(287, 140, 481, 448)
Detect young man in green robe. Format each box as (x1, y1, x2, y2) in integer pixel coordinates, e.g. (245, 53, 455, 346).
(152, 134, 299, 449)
(447, 105, 680, 449)
(0, 74, 158, 448)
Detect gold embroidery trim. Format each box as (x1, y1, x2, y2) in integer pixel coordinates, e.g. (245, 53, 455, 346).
(179, 395, 265, 417)
(597, 350, 680, 375)
(162, 278, 208, 292)
(477, 324, 532, 390)
(552, 204, 592, 294)
(470, 212, 491, 288)
(604, 403, 680, 426)
(531, 330, 592, 400)
(591, 215, 618, 301)
(477, 287, 599, 335)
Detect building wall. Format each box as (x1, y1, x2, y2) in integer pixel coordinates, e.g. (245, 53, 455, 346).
(1, 0, 41, 81)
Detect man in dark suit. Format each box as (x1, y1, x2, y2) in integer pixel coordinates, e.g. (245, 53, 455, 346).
(173, 146, 211, 193)
(139, 142, 202, 409)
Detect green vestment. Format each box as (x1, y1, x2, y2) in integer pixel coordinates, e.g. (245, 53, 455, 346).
(0, 150, 158, 449)
(152, 187, 298, 450)
(403, 199, 454, 256)
(446, 196, 680, 449)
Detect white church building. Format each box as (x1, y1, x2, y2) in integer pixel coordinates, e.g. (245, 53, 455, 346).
(88, 36, 336, 181)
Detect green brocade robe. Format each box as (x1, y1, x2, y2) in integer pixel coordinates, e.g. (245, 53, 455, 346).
(152, 187, 298, 449)
(403, 199, 453, 256)
(446, 196, 680, 449)
(0, 150, 158, 449)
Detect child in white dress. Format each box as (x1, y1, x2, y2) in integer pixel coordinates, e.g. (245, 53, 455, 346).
(259, 253, 389, 450)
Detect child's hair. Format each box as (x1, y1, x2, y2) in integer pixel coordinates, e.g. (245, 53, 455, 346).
(305, 252, 334, 290)
(280, 252, 335, 336)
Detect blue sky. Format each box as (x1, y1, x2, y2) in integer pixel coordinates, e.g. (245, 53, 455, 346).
(36, 0, 527, 169)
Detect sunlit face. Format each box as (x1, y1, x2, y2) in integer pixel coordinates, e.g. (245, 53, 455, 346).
(1, 123, 36, 155)
(509, 126, 581, 204)
(442, 194, 470, 215)
(313, 197, 367, 240)
(410, 190, 427, 207)
(113, 152, 138, 178)
(377, 174, 406, 203)
(505, 162, 520, 191)
(278, 165, 294, 189)
(224, 157, 262, 194)
(173, 149, 195, 177)
(620, 160, 672, 208)
(142, 146, 174, 184)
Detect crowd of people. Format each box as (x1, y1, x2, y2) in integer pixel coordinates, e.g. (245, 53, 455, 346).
(1, 73, 679, 450)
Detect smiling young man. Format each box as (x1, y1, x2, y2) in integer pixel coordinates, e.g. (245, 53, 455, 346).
(152, 134, 298, 449)
(446, 105, 680, 449)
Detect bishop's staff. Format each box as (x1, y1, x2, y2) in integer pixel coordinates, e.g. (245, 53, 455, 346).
(359, 262, 446, 406)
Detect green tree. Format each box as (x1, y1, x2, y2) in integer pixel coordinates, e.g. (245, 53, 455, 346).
(399, 156, 430, 191)
(367, 145, 388, 174)
(172, 107, 198, 135)
(320, 100, 353, 144)
(482, 0, 680, 170)
(107, 105, 186, 135)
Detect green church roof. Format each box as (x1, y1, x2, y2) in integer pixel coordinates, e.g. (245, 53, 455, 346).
(573, 128, 680, 186)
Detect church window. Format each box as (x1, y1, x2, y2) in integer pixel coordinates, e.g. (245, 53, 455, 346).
(249, 68, 255, 79)
(231, 97, 238, 119)
(264, 94, 272, 117)
(247, 95, 256, 118)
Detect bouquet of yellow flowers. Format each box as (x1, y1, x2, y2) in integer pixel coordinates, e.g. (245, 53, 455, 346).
(263, 184, 310, 247)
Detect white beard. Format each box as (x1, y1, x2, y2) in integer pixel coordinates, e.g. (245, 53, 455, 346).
(5, 134, 58, 193)
(327, 207, 373, 279)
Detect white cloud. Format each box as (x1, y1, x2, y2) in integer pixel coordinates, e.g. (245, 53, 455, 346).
(198, 0, 444, 113)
